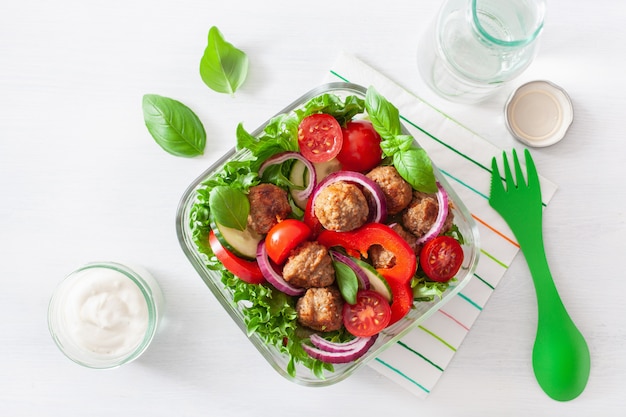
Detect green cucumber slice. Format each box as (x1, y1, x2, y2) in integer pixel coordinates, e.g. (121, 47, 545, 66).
(289, 159, 309, 209)
(211, 218, 262, 260)
(352, 257, 393, 303)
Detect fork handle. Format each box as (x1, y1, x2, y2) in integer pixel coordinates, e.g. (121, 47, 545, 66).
(518, 238, 569, 322)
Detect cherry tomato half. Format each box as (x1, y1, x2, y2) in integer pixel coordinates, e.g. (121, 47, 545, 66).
(297, 113, 343, 163)
(420, 235, 464, 282)
(208, 231, 265, 284)
(265, 219, 311, 264)
(337, 120, 382, 172)
(342, 290, 392, 337)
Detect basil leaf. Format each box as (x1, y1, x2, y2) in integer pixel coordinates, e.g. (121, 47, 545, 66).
(200, 26, 248, 95)
(380, 135, 413, 157)
(142, 94, 206, 157)
(209, 186, 250, 230)
(393, 147, 437, 193)
(333, 261, 358, 305)
(365, 86, 401, 139)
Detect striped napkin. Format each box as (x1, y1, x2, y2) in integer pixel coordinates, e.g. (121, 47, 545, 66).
(325, 52, 558, 398)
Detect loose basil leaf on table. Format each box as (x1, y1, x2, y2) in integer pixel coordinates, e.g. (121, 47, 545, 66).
(200, 26, 249, 95)
(142, 94, 206, 157)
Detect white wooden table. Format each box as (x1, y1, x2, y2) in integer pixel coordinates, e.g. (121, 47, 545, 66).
(1, 1, 624, 415)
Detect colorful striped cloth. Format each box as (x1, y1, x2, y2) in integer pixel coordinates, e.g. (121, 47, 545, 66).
(325, 52, 558, 398)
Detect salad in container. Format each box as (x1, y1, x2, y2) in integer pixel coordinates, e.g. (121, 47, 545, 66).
(176, 82, 480, 385)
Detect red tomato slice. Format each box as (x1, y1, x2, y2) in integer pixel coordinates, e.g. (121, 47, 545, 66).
(420, 236, 464, 282)
(297, 114, 343, 163)
(337, 120, 382, 172)
(343, 290, 392, 337)
(264, 219, 311, 264)
(208, 231, 265, 284)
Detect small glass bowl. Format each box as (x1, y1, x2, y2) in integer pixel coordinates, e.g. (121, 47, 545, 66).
(176, 82, 480, 386)
(48, 262, 164, 369)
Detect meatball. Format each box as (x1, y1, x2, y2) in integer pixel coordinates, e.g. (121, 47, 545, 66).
(314, 181, 369, 232)
(368, 223, 418, 269)
(366, 165, 413, 215)
(282, 241, 335, 288)
(401, 191, 454, 239)
(247, 183, 291, 234)
(296, 286, 344, 332)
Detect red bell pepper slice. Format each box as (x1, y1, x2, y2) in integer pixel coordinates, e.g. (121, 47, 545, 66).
(303, 197, 323, 239)
(208, 231, 265, 284)
(317, 223, 417, 324)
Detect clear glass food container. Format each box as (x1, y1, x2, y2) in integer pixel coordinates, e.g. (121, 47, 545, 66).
(176, 82, 480, 386)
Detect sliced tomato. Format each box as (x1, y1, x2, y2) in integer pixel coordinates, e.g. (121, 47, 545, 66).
(337, 120, 383, 172)
(297, 113, 343, 163)
(342, 290, 391, 337)
(208, 231, 265, 284)
(265, 219, 311, 264)
(420, 235, 464, 282)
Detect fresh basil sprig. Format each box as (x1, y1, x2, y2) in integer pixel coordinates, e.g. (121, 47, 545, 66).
(365, 87, 437, 193)
(209, 186, 249, 231)
(142, 94, 206, 157)
(333, 260, 358, 305)
(200, 26, 248, 95)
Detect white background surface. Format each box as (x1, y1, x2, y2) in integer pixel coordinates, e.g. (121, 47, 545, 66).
(2, 0, 624, 415)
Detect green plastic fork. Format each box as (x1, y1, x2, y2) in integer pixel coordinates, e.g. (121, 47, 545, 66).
(489, 149, 590, 401)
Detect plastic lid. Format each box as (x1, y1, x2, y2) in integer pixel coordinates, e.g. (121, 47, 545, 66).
(505, 80, 573, 147)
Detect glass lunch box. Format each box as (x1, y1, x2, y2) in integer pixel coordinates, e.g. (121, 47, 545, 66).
(175, 82, 480, 386)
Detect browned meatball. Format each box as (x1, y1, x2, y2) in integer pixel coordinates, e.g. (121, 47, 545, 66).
(247, 183, 291, 234)
(313, 181, 369, 232)
(366, 165, 413, 215)
(368, 223, 418, 269)
(296, 286, 344, 332)
(401, 191, 454, 239)
(282, 241, 335, 288)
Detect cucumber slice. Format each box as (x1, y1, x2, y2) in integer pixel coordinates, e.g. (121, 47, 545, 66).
(313, 158, 342, 180)
(289, 159, 309, 209)
(289, 158, 343, 209)
(352, 257, 393, 303)
(211, 218, 262, 260)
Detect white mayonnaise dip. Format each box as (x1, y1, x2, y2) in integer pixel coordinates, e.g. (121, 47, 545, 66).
(60, 267, 149, 357)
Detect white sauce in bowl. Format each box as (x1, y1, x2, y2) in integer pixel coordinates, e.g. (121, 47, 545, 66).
(48, 262, 162, 368)
(61, 267, 149, 356)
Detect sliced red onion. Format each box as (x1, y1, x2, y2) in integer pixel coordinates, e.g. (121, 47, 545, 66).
(415, 182, 449, 245)
(330, 250, 370, 290)
(256, 241, 305, 296)
(309, 333, 367, 352)
(302, 334, 377, 363)
(258, 152, 317, 202)
(309, 170, 387, 224)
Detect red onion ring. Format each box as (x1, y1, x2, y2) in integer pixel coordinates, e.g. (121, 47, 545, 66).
(256, 241, 305, 296)
(415, 182, 449, 245)
(301, 334, 377, 363)
(258, 151, 317, 202)
(310, 170, 387, 224)
(330, 250, 370, 290)
(309, 333, 367, 352)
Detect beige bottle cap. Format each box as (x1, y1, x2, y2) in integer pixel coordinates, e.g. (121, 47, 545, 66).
(505, 80, 573, 147)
